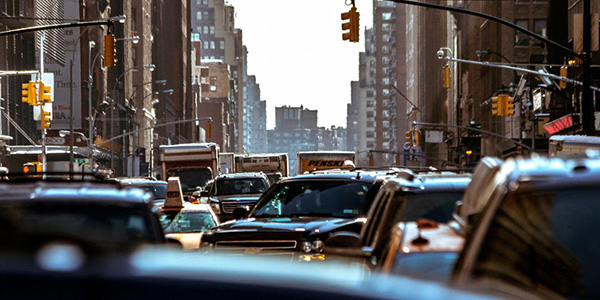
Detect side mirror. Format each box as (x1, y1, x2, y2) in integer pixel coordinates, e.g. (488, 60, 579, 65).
(324, 232, 365, 257)
(232, 207, 249, 220)
(200, 190, 209, 197)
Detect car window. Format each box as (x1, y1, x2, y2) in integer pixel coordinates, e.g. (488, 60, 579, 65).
(395, 193, 462, 224)
(391, 252, 458, 282)
(252, 181, 373, 218)
(471, 188, 600, 299)
(160, 210, 217, 233)
(214, 178, 267, 196)
(140, 184, 167, 199)
(0, 203, 152, 248)
(167, 169, 213, 191)
(363, 189, 393, 248)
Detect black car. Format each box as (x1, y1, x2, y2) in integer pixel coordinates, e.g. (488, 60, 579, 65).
(202, 172, 271, 222)
(325, 172, 471, 270)
(452, 155, 600, 299)
(115, 178, 168, 207)
(200, 171, 386, 255)
(0, 179, 166, 253)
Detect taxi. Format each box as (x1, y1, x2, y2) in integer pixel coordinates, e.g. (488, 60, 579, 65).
(160, 177, 219, 250)
(380, 219, 464, 282)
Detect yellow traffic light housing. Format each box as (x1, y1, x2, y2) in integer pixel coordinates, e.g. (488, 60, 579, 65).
(104, 34, 117, 67)
(205, 121, 212, 139)
(491, 96, 499, 116)
(404, 131, 413, 147)
(505, 96, 515, 116)
(442, 65, 451, 89)
(413, 129, 421, 147)
(41, 109, 51, 131)
(38, 82, 52, 104)
(341, 6, 359, 42)
(559, 66, 568, 89)
(22, 81, 37, 106)
(23, 162, 41, 174)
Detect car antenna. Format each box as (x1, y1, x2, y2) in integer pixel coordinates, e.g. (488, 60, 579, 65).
(411, 227, 429, 246)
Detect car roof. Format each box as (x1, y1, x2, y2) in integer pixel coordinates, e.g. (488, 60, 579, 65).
(215, 172, 268, 180)
(281, 171, 381, 183)
(0, 181, 152, 204)
(118, 179, 167, 185)
(505, 155, 600, 189)
(161, 203, 212, 212)
(382, 173, 471, 193)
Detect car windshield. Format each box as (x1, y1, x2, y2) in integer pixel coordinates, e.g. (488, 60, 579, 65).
(214, 178, 267, 196)
(160, 210, 217, 233)
(390, 252, 458, 282)
(393, 192, 462, 223)
(168, 169, 213, 192)
(140, 184, 167, 199)
(0, 203, 152, 248)
(252, 181, 373, 218)
(472, 187, 600, 299)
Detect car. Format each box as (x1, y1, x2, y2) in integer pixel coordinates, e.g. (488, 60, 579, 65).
(199, 171, 388, 257)
(452, 155, 600, 299)
(201, 172, 271, 222)
(0, 177, 166, 253)
(115, 177, 168, 207)
(378, 220, 464, 282)
(325, 172, 471, 270)
(0, 246, 501, 300)
(159, 176, 219, 250)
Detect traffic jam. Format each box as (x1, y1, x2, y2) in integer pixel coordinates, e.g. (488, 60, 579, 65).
(0, 140, 597, 299)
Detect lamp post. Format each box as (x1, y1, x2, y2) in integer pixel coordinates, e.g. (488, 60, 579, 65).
(109, 64, 155, 175)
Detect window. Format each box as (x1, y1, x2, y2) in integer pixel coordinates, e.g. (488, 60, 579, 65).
(383, 110, 389, 118)
(203, 11, 209, 19)
(220, 41, 225, 49)
(366, 131, 375, 138)
(366, 101, 374, 108)
(367, 142, 375, 149)
(515, 19, 529, 46)
(210, 26, 215, 34)
(383, 132, 390, 139)
(367, 121, 374, 128)
(382, 46, 389, 54)
(382, 99, 389, 107)
(196, 0, 201, 5)
(203, 26, 209, 34)
(382, 12, 392, 20)
(366, 91, 374, 98)
(196, 11, 202, 20)
(383, 142, 390, 149)
(382, 77, 390, 85)
(383, 121, 390, 128)
(203, 41, 209, 49)
(202, 0, 208, 4)
(382, 23, 390, 31)
(533, 19, 547, 47)
(383, 89, 390, 96)
(210, 76, 217, 91)
(210, 41, 215, 49)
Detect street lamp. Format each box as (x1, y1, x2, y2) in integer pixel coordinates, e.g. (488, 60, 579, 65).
(117, 35, 139, 44)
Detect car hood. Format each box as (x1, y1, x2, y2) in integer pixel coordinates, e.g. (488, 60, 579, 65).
(210, 194, 262, 202)
(210, 216, 365, 236)
(166, 233, 203, 250)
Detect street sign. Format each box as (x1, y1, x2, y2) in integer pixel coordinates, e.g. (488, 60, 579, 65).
(74, 158, 89, 164)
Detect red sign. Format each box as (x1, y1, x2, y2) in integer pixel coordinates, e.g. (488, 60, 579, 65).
(544, 114, 574, 135)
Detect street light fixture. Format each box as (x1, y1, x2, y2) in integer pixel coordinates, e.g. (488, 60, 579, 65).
(109, 15, 127, 24)
(117, 35, 140, 44)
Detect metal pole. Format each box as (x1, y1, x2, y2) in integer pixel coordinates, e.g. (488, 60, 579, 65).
(69, 59, 74, 173)
(110, 98, 114, 173)
(582, 0, 594, 135)
(40, 32, 47, 173)
(88, 41, 94, 170)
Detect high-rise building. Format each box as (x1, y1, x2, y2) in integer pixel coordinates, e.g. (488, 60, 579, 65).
(191, 0, 245, 152)
(356, 28, 377, 167)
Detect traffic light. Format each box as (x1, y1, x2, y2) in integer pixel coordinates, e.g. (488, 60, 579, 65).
(413, 129, 421, 147)
(41, 109, 51, 131)
(505, 96, 515, 116)
(559, 66, 568, 89)
(38, 82, 52, 104)
(22, 81, 37, 106)
(104, 34, 117, 67)
(404, 131, 413, 147)
(491, 96, 498, 116)
(442, 65, 451, 89)
(341, 6, 359, 42)
(205, 121, 212, 139)
(23, 162, 41, 174)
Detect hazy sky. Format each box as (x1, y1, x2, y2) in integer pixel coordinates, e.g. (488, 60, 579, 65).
(227, 0, 374, 129)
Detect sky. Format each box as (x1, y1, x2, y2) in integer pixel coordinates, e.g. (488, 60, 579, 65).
(227, 0, 374, 129)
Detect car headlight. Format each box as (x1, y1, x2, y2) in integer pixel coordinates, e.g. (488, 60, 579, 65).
(200, 241, 214, 249)
(301, 239, 324, 254)
(209, 202, 221, 214)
